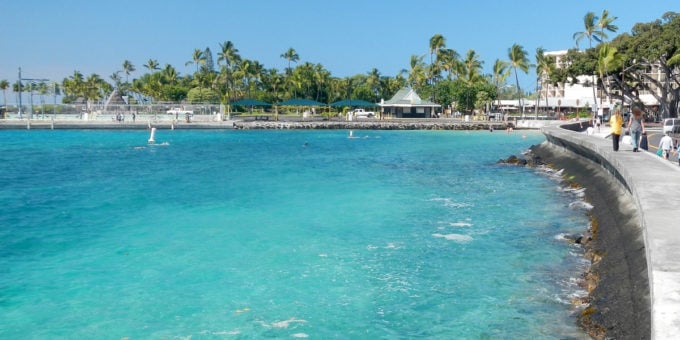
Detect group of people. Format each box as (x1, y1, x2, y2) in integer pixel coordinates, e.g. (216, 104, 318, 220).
(609, 105, 680, 165)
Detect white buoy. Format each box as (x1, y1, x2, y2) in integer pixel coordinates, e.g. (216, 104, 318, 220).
(148, 127, 156, 144)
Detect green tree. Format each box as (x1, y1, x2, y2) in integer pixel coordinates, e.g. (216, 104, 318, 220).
(535, 48, 556, 117)
(492, 59, 510, 111)
(280, 48, 300, 97)
(574, 11, 617, 115)
(144, 59, 160, 72)
(187, 87, 219, 103)
(508, 44, 530, 115)
(406, 54, 427, 92)
(366, 68, 381, 101)
(596, 43, 622, 102)
(186, 49, 206, 79)
(610, 11, 679, 118)
(429, 34, 446, 100)
(597, 10, 619, 38)
(0, 79, 9, 116)
(461, 49, 484, 85)
(110, 71, 122, 90)
(62, 70, 85, 103)
(438, 48, 461, 81)
(202, 47, 215, 74)
(280, 47, 299, 75)
(121, 60, 135, 87)
(217, 41, 241, 103)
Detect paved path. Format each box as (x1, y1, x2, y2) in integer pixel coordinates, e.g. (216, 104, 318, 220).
(544, 123, 680, 339)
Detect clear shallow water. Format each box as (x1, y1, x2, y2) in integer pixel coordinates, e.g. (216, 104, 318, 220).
(0, 129, 590, 339)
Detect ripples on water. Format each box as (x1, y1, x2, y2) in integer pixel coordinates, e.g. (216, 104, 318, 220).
(0, 129, 590, 338)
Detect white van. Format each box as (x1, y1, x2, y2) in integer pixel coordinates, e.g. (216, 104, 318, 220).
(662, 118, 680, 134)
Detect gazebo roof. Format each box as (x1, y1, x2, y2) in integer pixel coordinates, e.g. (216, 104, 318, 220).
(330, 99, 378, 107)
(380, 88, 440, 107)
(278, 98, 325, 106)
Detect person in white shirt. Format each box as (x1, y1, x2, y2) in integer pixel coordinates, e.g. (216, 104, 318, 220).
(659, 132, 675, 159)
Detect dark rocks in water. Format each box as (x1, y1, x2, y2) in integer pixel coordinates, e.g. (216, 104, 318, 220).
(498, 155, 527, 165)
(497, 150, 545, 167)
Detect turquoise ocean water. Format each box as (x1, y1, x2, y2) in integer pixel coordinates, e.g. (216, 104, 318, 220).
(0, 129, 590, 339)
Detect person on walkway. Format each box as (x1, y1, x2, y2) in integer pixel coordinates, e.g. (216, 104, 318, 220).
(676, 142, 680, 166)
(659, 132, 675, 160)
(609, 107, 624, 151)
(627, 106, 646, 152)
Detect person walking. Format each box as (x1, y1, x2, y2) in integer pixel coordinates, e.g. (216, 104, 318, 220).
(609, 107, 624, 151)
(627, 106, 646, 152)
(676, 142, 680, 166)
(659, 132, 675, 160)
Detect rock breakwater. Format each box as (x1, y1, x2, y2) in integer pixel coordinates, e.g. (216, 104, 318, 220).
(233, 120, 509, 130)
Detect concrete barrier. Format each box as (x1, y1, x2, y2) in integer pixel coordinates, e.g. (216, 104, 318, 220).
(541, 123, 680, 339)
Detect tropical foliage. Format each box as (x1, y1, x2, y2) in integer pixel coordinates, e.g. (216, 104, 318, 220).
(562, 11, 680, 117)
(2, 10, 679, 117)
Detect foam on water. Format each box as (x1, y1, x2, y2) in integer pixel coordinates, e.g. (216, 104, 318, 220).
(449, 221, 474, 227)
(432, 233, 474, 242)
(0, 130, 592, 339)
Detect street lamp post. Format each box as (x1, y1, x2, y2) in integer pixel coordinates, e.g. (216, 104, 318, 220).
(17, 68, 49, 120)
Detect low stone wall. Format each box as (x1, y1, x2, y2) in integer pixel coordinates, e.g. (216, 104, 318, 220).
(233, 120, 509, 130)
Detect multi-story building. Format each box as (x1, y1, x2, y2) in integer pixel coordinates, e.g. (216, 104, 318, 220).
(538, 50, 662, 118)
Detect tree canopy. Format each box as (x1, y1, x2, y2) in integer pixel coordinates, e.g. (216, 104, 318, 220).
(3, 10, 678, 117)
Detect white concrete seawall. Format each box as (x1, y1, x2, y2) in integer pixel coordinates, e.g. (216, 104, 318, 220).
(541, 123, 680, 340)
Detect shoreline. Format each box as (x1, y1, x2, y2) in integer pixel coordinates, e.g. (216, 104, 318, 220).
(0, 118, 522, 131)
(528, 142, 650, 339)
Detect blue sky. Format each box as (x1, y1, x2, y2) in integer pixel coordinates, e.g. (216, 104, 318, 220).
(0, 0, 675, 100)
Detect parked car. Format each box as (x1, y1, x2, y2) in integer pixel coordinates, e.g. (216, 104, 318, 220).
(350, 108, 375, 118)
(662, 118, 680, 134)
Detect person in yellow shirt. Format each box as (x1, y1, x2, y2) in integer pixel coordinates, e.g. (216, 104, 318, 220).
(609, 107, 624, 151)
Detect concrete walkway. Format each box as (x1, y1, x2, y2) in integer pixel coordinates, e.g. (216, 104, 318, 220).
(543, 123, 680, 340)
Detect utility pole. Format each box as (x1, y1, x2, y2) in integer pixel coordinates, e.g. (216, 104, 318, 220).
(18, 69, 49, 120)
(18, 68, 22, 118)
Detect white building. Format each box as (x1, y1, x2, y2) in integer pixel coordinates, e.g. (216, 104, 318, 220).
(538, 50, 661, 117)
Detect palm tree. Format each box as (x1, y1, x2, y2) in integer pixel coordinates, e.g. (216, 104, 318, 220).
(596, 43, 622, 102)
(534, 48, 556, 118)
(508, 44, 530, 116)
(122, 60, 135, 85)
(110, 71, 122, 89)
(162, 64, 178, 85)
(185, 49, 206, 101)
(462, 49, 483, 84)
(263, 68, 284, 103)
(460, 49, 484, 114)
(280, 47, 299, 75)
(406, 54, 426, 91)
(573, 12, 607, 117)
(597, 10, 618, 38)
(367, 68, 381, 101)
(217, 41, 241, 103)
(62, 70, 85, 102)
(218, 41, 241, 69)
(186, 48, 206, 83)
(144, 59, 160, 72)
(492, 59, 510, 112)
(0, 79, 9, 116)
(438, 48, 460, 80)
(429, 34, 446, 99)
(280, 48, 300, 98)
